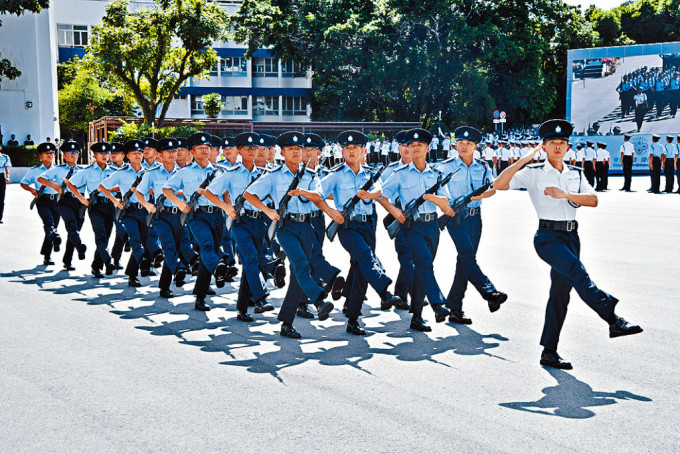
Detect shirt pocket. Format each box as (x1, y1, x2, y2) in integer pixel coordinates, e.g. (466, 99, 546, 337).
(565, 175, 582, 193)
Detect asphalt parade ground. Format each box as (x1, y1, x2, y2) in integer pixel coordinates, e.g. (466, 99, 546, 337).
(0, 176, 678, 453)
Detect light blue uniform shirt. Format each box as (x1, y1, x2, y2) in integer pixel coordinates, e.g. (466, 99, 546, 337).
(207, 163, 264, 212)
(142, 160, 158, 170)
(101, 164, 146, 204)
(39, 164, 81, 195)
(671, 79, 680, 90)
(21, 163, 58, 195)
(164, 162, 218, 208)
(650, 142, 665, 158)
(436, 157, 493, 208)
(664, 143, 678, 158)
(68, 163, 115, 196)
(319, 163, 382, 215)
(381, 160, 405, 182)
(381, 162, 450, 215)
(0, 153, 11, 170)
(247, 164, 320, 214)
(137, 164, 177, 207)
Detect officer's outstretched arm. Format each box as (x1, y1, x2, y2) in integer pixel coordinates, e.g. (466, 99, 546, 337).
(37, 177, 61, 193)
(20, 183, 38, 197)
(65, 180, 88, 205)
(495, 146, 539, 190)
(243, 191, 279, 221)
(162, 188, 189, 212)
(203, 189, 232, 215)
(378, 197, 406, 224)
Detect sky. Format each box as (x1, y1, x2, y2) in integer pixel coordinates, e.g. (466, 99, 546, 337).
(563, 0, 627, 10)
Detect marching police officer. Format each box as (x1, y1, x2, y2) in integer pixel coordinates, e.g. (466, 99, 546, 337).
(108, 142, 128, 270)
(495, 119, 643, 369)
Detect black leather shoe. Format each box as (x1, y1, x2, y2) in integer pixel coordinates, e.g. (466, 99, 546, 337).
(77, 244, 87, 260)
(296, 304, 315, 319)
(448, 309, 472, 324)
(540, 350, 572, 370)
(195, 298, 211, 311)
(410, 316, 432, 332)
(431, 303, 450, 323)
(160, 289, 174, 298)
(225, 266, 239, 280)
(484, 291, 508, 312)
(609, 316, 643, 338)
(346, 319, 366, 335)
(174, 268, 186, 287)
(237, 311, 253, 322)
(43, 258, 54, 266)
(190, 260, 200, 276)
(254, 299, 274, 313)
(315, 300, 334, 321)
(392, 296, 410, 310)
(206, 288, 216, 296)
(113, 260, 123, 270)
(342, 303, 347, 314)
(152, 253, 164, 268)
(213, 262, 227, 288)
(128, 277, 142, 287)
(280, 323, 301, 339)
(380, 291, 402, 310)
(63, 264, 75, 271)
(105, 262, 115, 276)
(140, 268, 156, 277)
(124, 242, 131, 252)
(91, 268, 104, 279)
(327, 276, 345, 301)
(52, 235, 61, 252)
(274, 263, 286, 288)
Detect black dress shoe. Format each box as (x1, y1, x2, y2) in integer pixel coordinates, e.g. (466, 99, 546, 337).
(63, 264, 75, 271)
(160, 289, 175, 298)
(280, 323, 301, 339)
(254, 299, 274, 313)
(113, 260, 123, 270)
(195, 298, 211, 311)
(190, 260, 200, 276)
(152, 253, 164, 268)
(448, 309, 472, 324)
(346, 319, 366, 335)
(328, 276, 345, 301)
(431, 303, 450, 323)
(237, 311, 253, 322)
(540, 350, 572, 370)
(315, 300, 334, 321)
(206, 288, 216, 296)
(128, 277, 142, 287)
(43, 258, 54, 266)
(91, 268, 104, 279)
(174, 268, 186, 287)
(296, 304, 315, 319)
(609, 316, 643, 338)
(124, 241, 131, 252)
(274, 263, 286, 288)
(392, 296, 410, 310)
(380, 291, 402, 310)
(77, 244, 87, 260)
(213, 262, 227, 288)
(484, 291, 508, 312)
(140, 268, 156, 277)
(52, 236, 61, 252)
(410, 316, 432, 332)
(105, 262, 115, 275)
(225, 266, 239, 280)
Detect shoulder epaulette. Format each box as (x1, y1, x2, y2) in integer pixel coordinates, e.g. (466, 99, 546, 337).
(526, 163, 543, 168)
(329, 163, 344, 172)
(387, 161, 400, 167)
(566, 164, 583, 173)
(394, 163, 410, 172)
(306, 167, 317, 175)
(266, 164, 282, 172)
(31, 164, 42, 169)
(440, 156, 457, 164)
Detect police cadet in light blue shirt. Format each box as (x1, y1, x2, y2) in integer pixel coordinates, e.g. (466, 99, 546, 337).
(141, 137, 159, 170)
(216, 136, 239, 271)
(99, 139, 151, 285)
(107, 142, 128, 270)
(20, 142, 61, 265)
(38, 141, 86, 270)
(436, 126, 507, 325)
(139, 137, 163, 268)
(243, 131, 336, 339)
(66, 142, 116, 277)
(649, 134, 664, 193)
(314, 130, 402, 334)
(136, 138, 198, 298)
(379, 128, 454, 332)
(163, 133, 224, 312)
(204, 132, 273, 319)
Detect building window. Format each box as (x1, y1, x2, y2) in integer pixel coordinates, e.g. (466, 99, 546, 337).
(222, 95, 249, 115)
(253, 57, 278, 77)
(282, 97, 308, 116)
(281, 60, 307, 78)
(220, 57, 247, 76)
(209, 59, 219, 77)
(190, 95, 204, 115)
(57, 24, 88, 47)
(253, 96, 279, 115)
(173, 94, 187, 100)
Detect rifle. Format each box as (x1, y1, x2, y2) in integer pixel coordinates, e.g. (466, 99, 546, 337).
(226, 170, 265, 231)
(29, 186, 46, 210)
(326, 165, 385, 242)
(179, 168, 219, 226)
(266, 164, 307, 241)
(78, 189, 100, 219)
(145, 194, 166, 227)
(56, 166, 76, 203)
(114, 173, 145, 223)
(384, 171, 455, 240)
(437, 183, 492, 230)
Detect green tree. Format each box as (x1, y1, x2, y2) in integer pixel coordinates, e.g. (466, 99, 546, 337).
(201, 93, 223, 118)
(86, 0, 228, 126)
(0, 0, 50, 85)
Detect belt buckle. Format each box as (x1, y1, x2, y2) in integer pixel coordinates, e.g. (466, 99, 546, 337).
(565, 221, 575, 232)
(206, 206, 214, 213)
(360, 214, 368, 222)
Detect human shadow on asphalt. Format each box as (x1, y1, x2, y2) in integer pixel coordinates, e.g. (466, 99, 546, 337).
(498, 368, 652, 418)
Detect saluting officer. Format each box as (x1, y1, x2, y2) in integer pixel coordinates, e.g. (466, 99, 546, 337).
(20, 142, 61, 264)
(379, 128, 455, 331)
(99, 140, 151, 286)
(436, 126, 508, 325)
(37, 141, 86, 270)
(619, 135, 635, 191)
(495, 119, 642, 370)
(163, 133, 225, 312)
(109, 142, 128, 270)
(65, 142, 117, 278)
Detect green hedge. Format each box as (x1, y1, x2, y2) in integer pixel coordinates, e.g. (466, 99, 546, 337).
(1, 145, 40, 167)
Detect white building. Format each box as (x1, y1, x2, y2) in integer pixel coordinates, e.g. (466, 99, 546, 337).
(0, 0, 312, 144)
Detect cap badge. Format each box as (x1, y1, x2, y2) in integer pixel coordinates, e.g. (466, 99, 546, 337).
(464, 131, 469, 137)
(555, 126, 562, 133)
(248, 137, 253, 143)
(414, 133, 419, 139)
(348, 135, 353, 142)
(293, 136, 298, 142)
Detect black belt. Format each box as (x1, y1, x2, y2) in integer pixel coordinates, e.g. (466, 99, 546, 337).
(465, 207, 481, 217)
(127, 202, 144, 210)
(414, 213, 437, 222)
(160, 206, 180, 214)
(349, 213, 373, 223)
(539, 219, 578, 232)
(92, 196, 111, 204)
(197, 206, 217, 213)
(310, 211, 322, 218)
(40, 194, 58, 200)
(284, 213, 310, 222)
(243, 209, 263, 219)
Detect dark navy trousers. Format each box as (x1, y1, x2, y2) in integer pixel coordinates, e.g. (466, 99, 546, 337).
(233, 217, 268, 310)
(155, 210, 197, 290)
(220, 215, 236, 266)
(58, 195, 85, 265)
(36, 197, 60, 258)
(393, 227, 415, 301)
(188, 210, 224, 299)
(122, 206, 149, 278)
(310, 214, 340, 285)
(88, 199, 115, 270)
(445, 213, 495, 311)
(533, 228, 617, 351)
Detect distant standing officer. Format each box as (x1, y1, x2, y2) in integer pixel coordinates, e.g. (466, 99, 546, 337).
(0, 143, 11, 223)
(662, 135, 677, 193)
(619, 135, 634, 191)
(649, 134, 663, 193)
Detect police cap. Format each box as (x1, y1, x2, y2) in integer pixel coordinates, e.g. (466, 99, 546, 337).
(37, 142, 57, 154)
(187, 133, 211, 149)
(276, 131, 304, 148)
(176, 137, 188, 149)
(158, 138, 178, 151)
(142, 137, 158, 150)
(124, 139, 144, 153)
(337, 130, 367, 147)
(304, 133, 324, 149)
(259, 134, 277, 147)
(61, 141, 81, 153)
(110, 142, 124, 153)
(395, 130, 408, 145)
(210, 135, 222, 148)
(90, 142, 111, 154)
(538, 119, 572, 142)
(404, 128, 432, 145)
(234, 132, 260, 147)
(222, 136, 235, 148)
